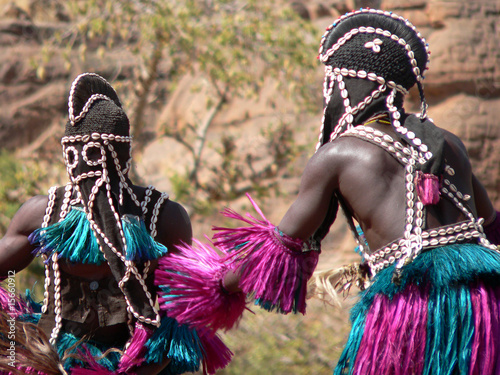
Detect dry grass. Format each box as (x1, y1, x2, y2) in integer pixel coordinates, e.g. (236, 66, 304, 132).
(217, 297, 356, 375)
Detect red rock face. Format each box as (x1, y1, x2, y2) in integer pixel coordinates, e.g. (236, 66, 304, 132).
(0, 0, 498, 205)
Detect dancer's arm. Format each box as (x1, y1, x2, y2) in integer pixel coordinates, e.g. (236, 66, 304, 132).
(0, 195, 47, 277)
(154, 199, 193, 253)
(277, 145, 339, 240)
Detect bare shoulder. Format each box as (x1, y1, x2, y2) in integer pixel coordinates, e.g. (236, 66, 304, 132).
(0, 195, 47, 275)
(154, 198, 193, 251)
(130, 185, 192, 250)
(7, 195, 49, 236)
(308, 137, 361, 170)
(313, 136, 393, 171)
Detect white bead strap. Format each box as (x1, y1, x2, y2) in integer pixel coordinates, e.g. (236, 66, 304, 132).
(68, 73, 120, 126)
(340, 125, 500, 275)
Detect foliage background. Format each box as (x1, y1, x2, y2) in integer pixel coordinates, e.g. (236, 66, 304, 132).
(1, 0, 499, 373)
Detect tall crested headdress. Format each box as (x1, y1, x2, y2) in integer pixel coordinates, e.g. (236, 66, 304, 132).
(316, 8, 431, 151)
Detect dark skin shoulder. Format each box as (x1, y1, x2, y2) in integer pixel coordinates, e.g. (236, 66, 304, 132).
(278, 123, 496, 252)
(0, 194, 47, 276)
(0, 185, 192, 374)
(278, 134, 407, 250)
(0, 184, 191, 278)
(150, 196, 193, 252)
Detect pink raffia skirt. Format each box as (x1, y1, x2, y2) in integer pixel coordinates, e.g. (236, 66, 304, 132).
(335, 243, 500, 375)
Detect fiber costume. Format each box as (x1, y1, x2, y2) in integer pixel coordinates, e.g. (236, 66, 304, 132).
(155, 8, 500, 375)
(0, 73, 233, 374)
(314, 9, 500, 373)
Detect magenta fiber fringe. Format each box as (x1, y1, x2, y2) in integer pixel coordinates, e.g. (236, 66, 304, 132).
(0, 284, 32, 317)
(199, 331, 234, 375)
(71, 350, 119, 375)
(416, 172, 440, 206)
(117, 323, 150, 372)
(155, 239, 247, 333)
(353, 283, 428, 375)
(0, 368, 49, 375)
(70, 368, 115, 375)
(212, 194, 318, 315)
(469, 281, 500, 374)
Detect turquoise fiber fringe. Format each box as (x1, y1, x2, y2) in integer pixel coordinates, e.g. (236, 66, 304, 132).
(15, 311, 205, 373)
(13, 305, 121, 371)
(356, 243, 500, 309)
(11, 288, 207, 373)
(30, 207, 167, 265)
(121, 214, 168, 262)
(30, 208, 105, 264)
(144, 316, 203, 375)
(335, 243, 500, 375)
(422, 285, 473, 375)
(56, 331, 122, 371)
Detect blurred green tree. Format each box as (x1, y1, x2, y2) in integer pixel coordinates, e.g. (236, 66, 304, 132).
(34, 0, 320, 212)
(0, 150, 51, 296)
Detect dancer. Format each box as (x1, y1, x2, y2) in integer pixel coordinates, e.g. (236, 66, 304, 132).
(0, 73, 240, 374)
(158, 9, 500, 374)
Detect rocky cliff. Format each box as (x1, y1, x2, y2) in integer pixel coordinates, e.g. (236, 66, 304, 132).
(0, 1, 499, 373)
(0, 0, 499, 212)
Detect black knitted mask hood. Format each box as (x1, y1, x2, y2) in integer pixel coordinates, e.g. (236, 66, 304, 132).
(61, 73, 158, 326)
(315, 9, 444, 178)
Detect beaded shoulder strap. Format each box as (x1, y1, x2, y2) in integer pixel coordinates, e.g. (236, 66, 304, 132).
(339, 125, 499, 276)
(140, 185, 169, 240)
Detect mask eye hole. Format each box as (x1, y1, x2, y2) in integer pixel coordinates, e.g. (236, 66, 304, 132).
(83, 142, 105, 166)
(64, 146, 78, 169)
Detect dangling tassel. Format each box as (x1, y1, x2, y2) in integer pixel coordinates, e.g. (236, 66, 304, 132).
(155, 240, 247, 333)
(307, 263, 371, 306)
(56, 331, 120, 371)
(417, 81, 428, 120)
(198, 330, 234, 375)
(71, 349, 117, 375)
(122, 215, 168, 262)
(143, 315, 233, 375)
(29, 208, 105, 265)
(117, 322, 151, 372)
(30, 208, 168, 265)
(144, 315, 203, 373)
(213, 194, 319, 315)
(416, 171, 440, 205)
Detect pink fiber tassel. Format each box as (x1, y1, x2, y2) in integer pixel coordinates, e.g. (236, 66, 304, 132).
(0, 284, 32, 317)
(199, 330, 234, 375)
(416, 172, 441, 205)
(117, 323, 150, 372)
(155, 239, 247, 333)
(353, 283, 428, 374)
(0, 284, 12, 310)
(70, 368, 115, 375)
(213, 194, 319, 315)
(9, 367, 50, 375)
